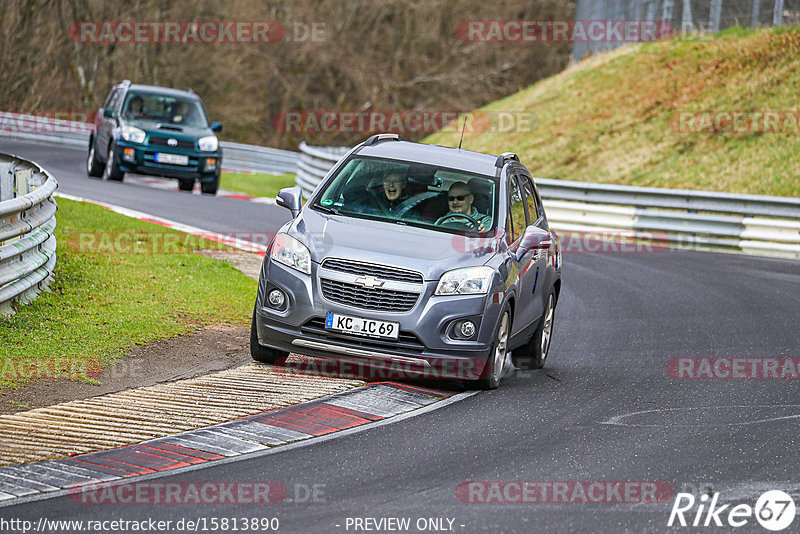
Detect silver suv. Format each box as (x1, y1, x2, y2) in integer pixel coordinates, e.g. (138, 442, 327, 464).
(251, 134, 562, 388)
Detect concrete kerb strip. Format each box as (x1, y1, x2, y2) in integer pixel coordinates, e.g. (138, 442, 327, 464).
(0, 382, 474, 507)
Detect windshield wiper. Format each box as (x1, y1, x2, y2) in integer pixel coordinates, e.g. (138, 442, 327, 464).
(314, 204, 340, 215)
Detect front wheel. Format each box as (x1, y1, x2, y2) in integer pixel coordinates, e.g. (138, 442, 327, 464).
(250, 308, 289, 364)
(103, 143, 124, 181)
(512, 289, 555, 370)
(200, 176, 219, 196)
(178, 178, 194, 192)
(476, 306, 510, 389)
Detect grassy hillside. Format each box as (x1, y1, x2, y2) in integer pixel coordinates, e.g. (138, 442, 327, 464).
(426, 26, 800, 197)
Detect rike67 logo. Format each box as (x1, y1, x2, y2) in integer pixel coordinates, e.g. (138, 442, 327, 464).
(668, 490, 796, 531)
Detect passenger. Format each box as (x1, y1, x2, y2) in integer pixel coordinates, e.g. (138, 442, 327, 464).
(442, 182, 492, 231)
(371, 171, 411, 215)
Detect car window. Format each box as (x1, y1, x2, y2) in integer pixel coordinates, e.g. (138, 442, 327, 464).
(506, 173, 528, 244)
(121, 92, 209, 127)
(518, 174, 543, 225)
(313, 156, 497, 236)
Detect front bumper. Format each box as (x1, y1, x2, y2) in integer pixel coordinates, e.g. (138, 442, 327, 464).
(115, 139, 221, 181)
(254, 259, 503, 380)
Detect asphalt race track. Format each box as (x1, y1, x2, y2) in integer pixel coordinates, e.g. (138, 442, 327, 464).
(2, 138, 800, 533)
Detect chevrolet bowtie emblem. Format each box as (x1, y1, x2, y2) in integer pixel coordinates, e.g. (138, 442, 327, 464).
(354, 276, 384, 289)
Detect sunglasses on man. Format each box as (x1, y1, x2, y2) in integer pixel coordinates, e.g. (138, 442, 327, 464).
(448, 194, 471, 201)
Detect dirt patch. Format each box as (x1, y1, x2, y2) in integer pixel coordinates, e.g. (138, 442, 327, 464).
(0, 324, 251, 414)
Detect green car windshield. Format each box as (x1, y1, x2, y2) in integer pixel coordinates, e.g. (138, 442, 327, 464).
(313, 156, 497, 235)
(122, 92, 208, 128)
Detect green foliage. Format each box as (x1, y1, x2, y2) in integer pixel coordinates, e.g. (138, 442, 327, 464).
(426, 27, 800, 197)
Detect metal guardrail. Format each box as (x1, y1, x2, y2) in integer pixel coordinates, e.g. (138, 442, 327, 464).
(2, 111, 798, 259)
(0, 153, 58, 314)
(295, 143, 800, 259)
(0, 112, 299, 175)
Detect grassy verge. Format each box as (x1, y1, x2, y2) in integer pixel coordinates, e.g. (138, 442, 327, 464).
(425, 26, 800, 197)
(0, 198, 257, 390)
(220, 172, 296, 198)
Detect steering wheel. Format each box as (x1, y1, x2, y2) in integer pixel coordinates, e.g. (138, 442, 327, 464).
(435, 212, 481, 229)
(395, 192, 439, 219)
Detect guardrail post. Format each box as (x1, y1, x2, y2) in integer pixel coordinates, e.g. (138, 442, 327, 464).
(0, 160, 11, 203)
(15, 167, 32, 196)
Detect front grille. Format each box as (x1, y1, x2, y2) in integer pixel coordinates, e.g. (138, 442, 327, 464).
(321, 278, 419, 312)
(302, 318, 425, 353)
(321, 258, 423, 284)
(149, 136, 195, 149)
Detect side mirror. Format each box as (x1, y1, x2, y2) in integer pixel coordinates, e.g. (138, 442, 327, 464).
(276, 186, 303, 218)
(211, 122, 223, 133)
(519, 226, 552, 253)
(103, 108, 115, 119)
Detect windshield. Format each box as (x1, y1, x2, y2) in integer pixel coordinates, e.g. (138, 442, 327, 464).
(313, 156, 497, 235)
(122, 92, 208, 128)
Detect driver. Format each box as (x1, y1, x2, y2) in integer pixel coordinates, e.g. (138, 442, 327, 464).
(126, 96, 145, 119)
(172, 101, 191, 123)
(442, 182, 492, 231)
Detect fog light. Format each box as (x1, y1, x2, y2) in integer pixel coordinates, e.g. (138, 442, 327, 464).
(460, 320, 476, 338)
(122, 147, 135, 162)
(268, 289, 285, 308)
(204, 158, 217, 172)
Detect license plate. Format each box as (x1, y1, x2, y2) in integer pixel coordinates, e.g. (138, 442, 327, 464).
(325, 312, 399, 340)
(155, 153, 189, 165)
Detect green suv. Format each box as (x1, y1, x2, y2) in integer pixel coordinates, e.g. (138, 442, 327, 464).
(87, 80, 223, 195)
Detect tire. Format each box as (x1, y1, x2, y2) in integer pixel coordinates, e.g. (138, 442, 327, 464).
(476, 305, 511, 389)
(103, 143, 124, 182)
(200, 176, 219, 196)
(250, 307, 288, 364)
(87, 138, 103, 177)
(512, 289, 555, 370)
(178, 178, 195, 192)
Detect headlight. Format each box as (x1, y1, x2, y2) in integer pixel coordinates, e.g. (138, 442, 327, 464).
(270, 233, 311, 275)
(120, 126, 146, 144)
(198, 135, 218, 151)
(435, 266, 494, 295)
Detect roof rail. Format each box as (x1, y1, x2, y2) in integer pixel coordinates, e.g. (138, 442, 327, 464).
(121, 80, 132, 86)
(186, 88, 196, 94)
(495, 152, 519, 168)
(363, 133, 401, 146)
